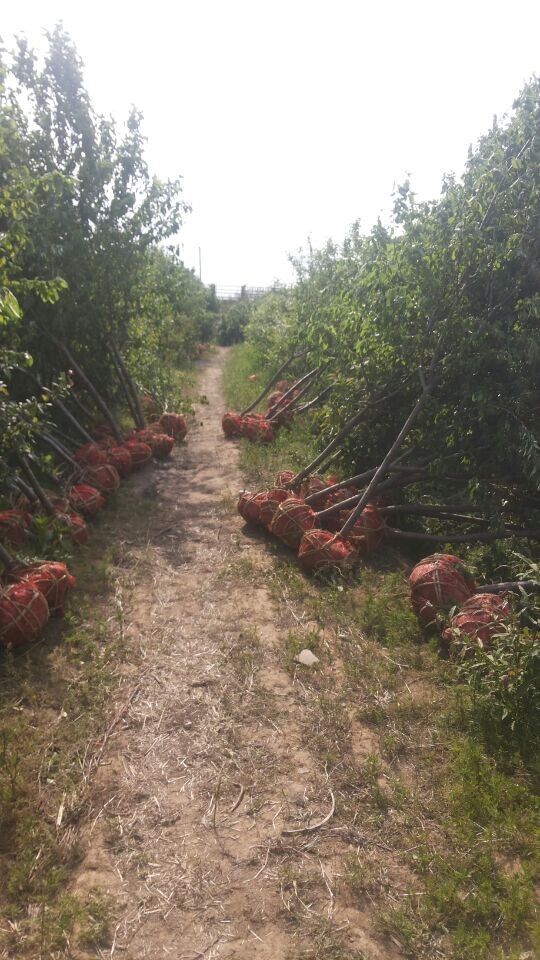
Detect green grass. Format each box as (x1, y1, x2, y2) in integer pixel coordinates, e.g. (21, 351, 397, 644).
(222, 343, 540, 960)
(223, 343, 320, 488)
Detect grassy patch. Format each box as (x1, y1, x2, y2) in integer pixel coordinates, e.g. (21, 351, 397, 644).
(0, 471, 158, 955)
(225, 343, 540, 959)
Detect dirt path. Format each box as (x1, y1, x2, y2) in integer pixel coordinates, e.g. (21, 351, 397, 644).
(74, 348, 394, 960)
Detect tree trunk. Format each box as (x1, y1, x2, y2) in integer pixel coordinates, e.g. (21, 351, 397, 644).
(47, 336, 124, 443)
(17, 455, 55, 516)
(340, 385, 434, 537)
(108, 337, 146, 429)
(240, 350, 306, 417)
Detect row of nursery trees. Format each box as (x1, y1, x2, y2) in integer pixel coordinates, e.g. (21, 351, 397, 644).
(243, 78, 540, 538)
(1, 27, 217, 507)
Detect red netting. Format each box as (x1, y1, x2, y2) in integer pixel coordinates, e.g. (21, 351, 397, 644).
(342, 504, 385, 554)
(270, 497, 318, 549)
(0, 509, 29, 547)
(68, 484, 105, 517)
(106, 445, 132, 477)
(299, 475, 329, 502)
(82, 463, 121, 493)
(409, 554, 476, 626)
(275, 380, 291, 392)
(73, 442, 108, 467)
(443, 593, 510, 648)
(123, 440, 153, 469)
(150, 433, 174, 459)
(136, 429, 174, 459)
(57, 511, 90, 545)
(237, 491, 269, 525)
(222, 412, 243, 437)
(13, 561, 76, 616)
(160, 413, 187, 441)
(258, 488, 290, 528)
(324, 486, 359, 508)
(241, 417, 274, 443)
(0, 582, 49, 648)
(275, 470, 296, 487)
(325, 474, 340, 486)
(298, 530, 357, 574)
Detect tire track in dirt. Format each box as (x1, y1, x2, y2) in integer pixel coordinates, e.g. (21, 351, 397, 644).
(73, 348, 396, 960)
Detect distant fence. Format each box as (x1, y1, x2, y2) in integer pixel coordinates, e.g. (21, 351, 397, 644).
(215, 284, 286, 301)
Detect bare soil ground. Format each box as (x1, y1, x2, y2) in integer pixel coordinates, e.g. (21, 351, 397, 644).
(72, 347, 403, 960)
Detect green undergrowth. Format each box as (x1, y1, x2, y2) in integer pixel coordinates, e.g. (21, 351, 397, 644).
(223, 343, 540, 960)
(0, 458, 162, 956)
(223, 342, 319, 487)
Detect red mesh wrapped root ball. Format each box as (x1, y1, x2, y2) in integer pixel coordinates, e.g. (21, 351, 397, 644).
(68, 484, 105, 518)
(409, 554, 476, 627)
(73, 442, 108, 467)
(343, 504, 385, 554)
(276, 470, 296, 488)
(57, 511, 90, 545)
(123, 441, 153, 470)
(237, 491, 269, 525)
(241, 417, 274, 443)
(106, 445, 132, 478)
(298, 530, 357, 574)
(258, 488, 290, 528)
(275, 380, 291, 392)
(136, 429, 174, 459)
(270, 497, 318, 549)
(0, 582, 49, 648)
(14, 562, 75, 616)
(0, 509, 29, 547)
(160, 413, 187, 441)
(222, 412, 243, 438)
(81, 463, 121, 493)
(299, 475, 329, 505)
(149, 433, 174, 460)
(443, 593, 510, 649)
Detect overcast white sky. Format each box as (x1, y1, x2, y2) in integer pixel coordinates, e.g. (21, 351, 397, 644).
(2, 1, 540, 288)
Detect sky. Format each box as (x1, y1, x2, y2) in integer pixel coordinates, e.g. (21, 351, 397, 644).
(2, 1, 540, 290)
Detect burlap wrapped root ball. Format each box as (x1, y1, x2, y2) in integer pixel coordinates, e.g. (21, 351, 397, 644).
(342, 504, 385, 554)
(160, 413, 187, 441)
(123, 440, 153, 469)
(270, 497, 317, 549)
(222, 412, 243, 438)
(258, 488, 290, 528)
(443, 593, 510, 649)
(408, 554, 476, 627)
(56, 511, 90, 545)
(275, 470, 296, 487)
(0, 582, 49, 648)
(106, 445, 132, 477)
(136, 429, 174, 459)
(237, 491, 270, 525)
(81, 463, 121, 493)
(13, 561, 75, 616)
(0, 509, 29, 547)
(298, 530, 357, 574)
(240, 417, 274, 443)
(68, 483, 105, 518)
(73, 442, 108, 467)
